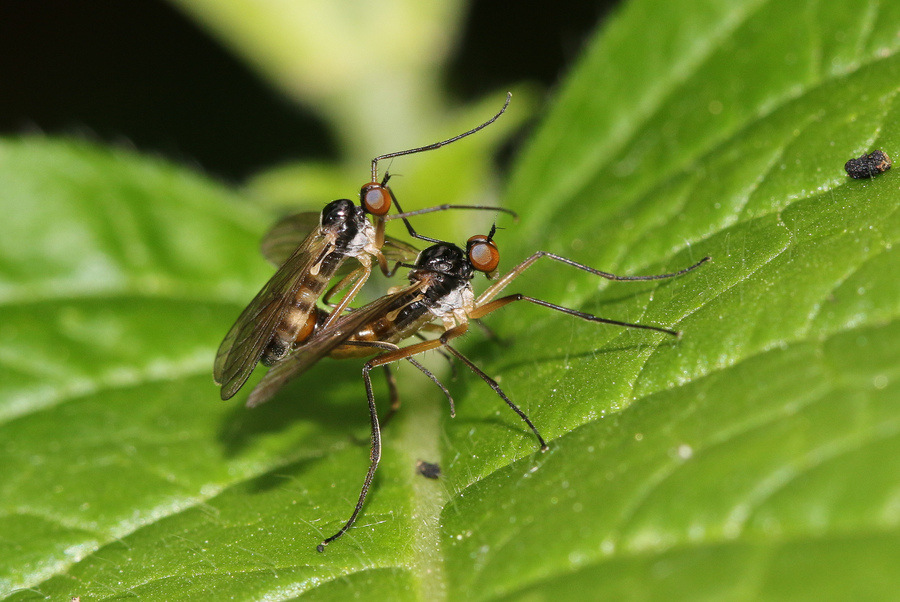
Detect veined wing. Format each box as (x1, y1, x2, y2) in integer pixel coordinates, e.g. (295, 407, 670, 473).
(260, 211, 418, 269)
(260, 212, 320, 267)
(214, 227, 332, 400)
(245, 280, 427, 408)
(381, 237, 419, 265)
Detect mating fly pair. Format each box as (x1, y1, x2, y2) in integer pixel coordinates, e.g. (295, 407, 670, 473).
(244, 227, 708, 551)
(213, 96, 710, 551)
(214, 95, 515, 400)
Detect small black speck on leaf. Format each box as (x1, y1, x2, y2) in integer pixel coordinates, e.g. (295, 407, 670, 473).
(416, 460, 441, 479)
(845, 150, 892, 179)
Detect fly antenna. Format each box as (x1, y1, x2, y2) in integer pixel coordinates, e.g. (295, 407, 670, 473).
(370, 92, 512, 182)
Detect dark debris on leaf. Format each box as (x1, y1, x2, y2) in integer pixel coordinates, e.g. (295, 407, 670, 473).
(845, 150, 892, 179)
(416, 459, 441, 479)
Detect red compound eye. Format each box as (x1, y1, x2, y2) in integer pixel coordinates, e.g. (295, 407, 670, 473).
(360, 182, 391, 216)
(467, 234, 500, 273)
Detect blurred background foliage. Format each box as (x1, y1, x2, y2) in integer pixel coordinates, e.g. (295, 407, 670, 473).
(0, 0, 616, 220)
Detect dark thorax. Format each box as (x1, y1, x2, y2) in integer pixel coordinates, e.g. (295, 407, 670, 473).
(338, 243, 476, 357)
(262, 199, 374, 365)
(409, 243, 476, 328)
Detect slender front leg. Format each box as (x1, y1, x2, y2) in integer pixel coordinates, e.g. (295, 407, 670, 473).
(389, 203, 518, 222)
(386, 185, 517, 245)
(322, 263, 372, 329)
(477, 252, 710, 305)
(369, 216, 401, 277)
(322, 265, 366, 308)
(471, 294, 682, 337)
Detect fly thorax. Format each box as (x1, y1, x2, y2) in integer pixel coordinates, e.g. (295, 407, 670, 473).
(337, 216, 376, 259)
(322, 199, 371, 259)
(352, 219, 379, 257)
(428, 284, 475, 320)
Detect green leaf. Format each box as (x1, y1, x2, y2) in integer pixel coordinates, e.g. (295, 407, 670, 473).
(3, 0, 900, 600)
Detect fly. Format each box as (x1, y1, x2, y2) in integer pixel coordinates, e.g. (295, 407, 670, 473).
(213, 95, 515, 400)
(242, 228, 710, 551)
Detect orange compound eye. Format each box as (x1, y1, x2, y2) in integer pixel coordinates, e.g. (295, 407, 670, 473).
(360, 182, 392, 216)
(467, 235, 500, 273)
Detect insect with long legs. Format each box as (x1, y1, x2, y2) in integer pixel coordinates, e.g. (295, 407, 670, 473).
(213, 95, 515, 400)
(244, 228, 709, 551)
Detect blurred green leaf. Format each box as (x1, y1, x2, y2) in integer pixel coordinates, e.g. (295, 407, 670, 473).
(168, 0, 467, 156)
(3, 0, 900, 600)
(247, 89, 536, 245)
(168, 0, 536, 249)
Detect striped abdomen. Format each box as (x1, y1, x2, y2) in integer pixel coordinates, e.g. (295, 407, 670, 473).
(261, 271, 331, 366)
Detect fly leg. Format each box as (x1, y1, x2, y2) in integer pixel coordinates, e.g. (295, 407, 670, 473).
(477, 252, 710, 306)
(471, 295, 684, 336)
(316, 359, 382, 553)
(365, 324, 548, 450)
(340, 340, 455, 423)
(316, 340, 453, 552)
(321, 264, 372, 328)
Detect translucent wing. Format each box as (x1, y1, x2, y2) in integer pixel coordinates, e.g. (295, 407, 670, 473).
(260, 212, 321, 267)
(381, 237, 419, 265)
(214, 228, 331, 400)
(260, 211, 419, 269)
(245, 280, 427, 408)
